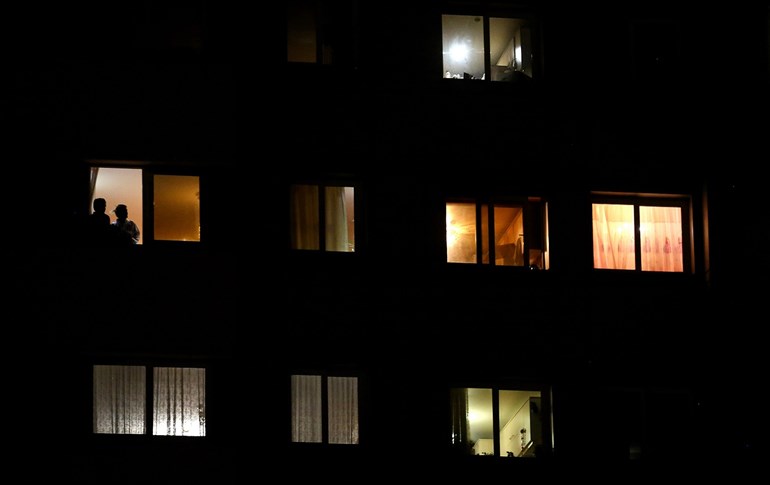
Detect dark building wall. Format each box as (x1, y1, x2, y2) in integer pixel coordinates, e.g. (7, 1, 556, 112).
(7, 0, 768, 480)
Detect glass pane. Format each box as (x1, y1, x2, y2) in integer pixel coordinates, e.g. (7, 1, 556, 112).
(290, 185, 320, 250)
(640, 206, 683, 272)
(446, 202, 477, 263)
(325, 186, 355, 252)
(90, 167, 143, 245)
(494, 205, 524, 266)
(93, 365, 146, 434)
(499, 390, 542, 457)
(468, 388, 494, 455)
(154, 175, 200, 242)
(442, 14, 485, 80)
(292, 375, 322, 443)
(287, 0, 317, 63)
(489, 17, 533, 81)
(153, 367, 206, 436)
(328, 376, 359, 444)
(592, 203, 635, 270)
(450, 388, 493, 455)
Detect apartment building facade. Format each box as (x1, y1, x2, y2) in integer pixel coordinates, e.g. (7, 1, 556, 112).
(8, 1, 768, 480)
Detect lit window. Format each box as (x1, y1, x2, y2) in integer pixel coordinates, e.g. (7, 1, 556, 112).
(450, 387, 548, 457)
(89, 166, 144, 245)
(154, 175, 201, 242)
(93, 365, 206, 437)
(88, 165, 202, 245)
(592, 195, 690, 272)
(446, 198, 549, 269)
(290, 184, 356, 252)
(442, 13, 537, 82)
(291, 374, 359, 445)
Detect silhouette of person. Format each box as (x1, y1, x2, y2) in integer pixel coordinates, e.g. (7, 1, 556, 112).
(112, 203, 140, 244)
(90, 198, 110, 226)
(85, 197, 113, 245)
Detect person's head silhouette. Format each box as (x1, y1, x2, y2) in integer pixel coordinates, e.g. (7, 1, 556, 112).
(93, 198, 107, 214)
(114, 203, 129, 220)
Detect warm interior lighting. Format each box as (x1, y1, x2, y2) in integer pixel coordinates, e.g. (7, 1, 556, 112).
(449, 43, 469, 63)
(446, 214, 461, 246)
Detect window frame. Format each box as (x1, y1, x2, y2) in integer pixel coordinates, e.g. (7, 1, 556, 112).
(449, 382, 553, 459)
(87, 161, 206, 248)
(445, 195, 549, 269)
(590, 192, 693, 274)
(440, 4, 541, 83)
(289, 371, 362, 446)
(91, 360, 209, 439)
(288, 179, 360, 254)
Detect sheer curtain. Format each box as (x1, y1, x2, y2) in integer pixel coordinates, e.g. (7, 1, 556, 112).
(290, 185, 320, 250)
(325, 187, 350, 252)
(291, 375, 322, 443)
(450, 388, 470, 452)
(592, 203, 636, 270)
(93, 365, 146, 434)
(153, 367, 206, 436)
(640, 206, 683, 272)
(328, 376, 359, 444)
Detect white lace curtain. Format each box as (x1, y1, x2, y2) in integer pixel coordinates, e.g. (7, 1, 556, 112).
(93, 365, 206, 436)
(93, 365, 146, 434)
(153, 367, 206, 437)
(291, 375, 359, 444)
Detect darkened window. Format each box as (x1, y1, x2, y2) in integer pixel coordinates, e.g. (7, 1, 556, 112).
(291, 374, 359, 445)
(133, 1, 206, 51)
(442, 11, 538, 82)
(450, 386, 550, 457)
(286, 0, 356, 65)
(290, 183, 356, 252)
(591, 194, 691, 273)
(446, 197, 549, 269)
(93, 365, 206, 436)
(88, 165, 201, 245)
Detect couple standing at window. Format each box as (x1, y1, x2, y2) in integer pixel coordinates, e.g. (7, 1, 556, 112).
(90, 198, 140, 245)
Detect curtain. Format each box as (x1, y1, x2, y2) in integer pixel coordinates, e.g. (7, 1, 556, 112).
(89, 167, 99, 210)
(325, 187, 350, 252)
(153, 367, 206, 436)
(291, 375, 322, 443)
(328, 376, 359, 444)
(640, 206, 683, 272)
(290, 185, 320, 250)
(450, 388, 470, 452)
(93, 365, 146, 434)
(592, 203, 636, 270)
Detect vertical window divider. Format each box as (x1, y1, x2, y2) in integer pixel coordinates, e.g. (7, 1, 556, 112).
(487, 203, 496, 264)
(475, 202, 484, 264)
(492, 388, 501, 457)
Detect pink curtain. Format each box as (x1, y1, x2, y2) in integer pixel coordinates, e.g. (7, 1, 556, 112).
(640, 206, 683, 272)
(592, 203, 635, 270)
